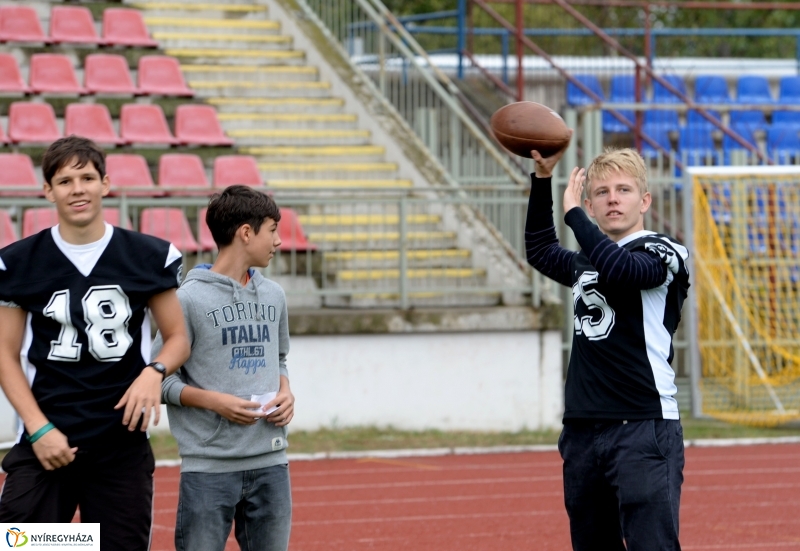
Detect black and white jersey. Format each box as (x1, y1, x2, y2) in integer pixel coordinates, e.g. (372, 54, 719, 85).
(525, 176, 690, 420)
(0, 223, 181, 447)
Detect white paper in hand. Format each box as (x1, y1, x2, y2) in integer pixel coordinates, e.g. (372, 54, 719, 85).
(251, 391, 278, 415)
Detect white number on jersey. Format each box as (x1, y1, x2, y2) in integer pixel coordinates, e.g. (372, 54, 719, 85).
(44, 286, 134, 362)
(572, 271, 616, 341)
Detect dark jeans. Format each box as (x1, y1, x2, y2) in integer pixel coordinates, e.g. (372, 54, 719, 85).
(558, 419, 684, 551)
(0, 440, 154, 551)
(175, 464, 292, 551)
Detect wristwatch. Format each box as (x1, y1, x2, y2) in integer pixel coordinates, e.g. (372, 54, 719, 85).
(146, 361, 167, 380)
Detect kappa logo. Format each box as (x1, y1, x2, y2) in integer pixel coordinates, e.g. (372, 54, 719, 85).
(5, 528, 27, 548)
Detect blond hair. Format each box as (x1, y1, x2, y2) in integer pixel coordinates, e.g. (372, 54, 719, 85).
(585, 147, 648, 196)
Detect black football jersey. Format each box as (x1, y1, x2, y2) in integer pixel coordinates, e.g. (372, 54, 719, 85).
(0, 225, 181, 447)
(566, 230, 690, 420)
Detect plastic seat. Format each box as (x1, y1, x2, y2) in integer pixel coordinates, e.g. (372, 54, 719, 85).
(175, 105, 233, 146)
(106, 154, 161, 195)
(0, 210, 17, 247)
(65, 103, 125, 146)
(729, 110, 767, 132)
(603, 75, 637, 133)
(694, 75, 730, 104)
(137, 56, 193, 97)
(768, 125, 800, 164)
(0, 54, 30, 94)
(139, 208, 200, 253)
(8, 102, 61, 144)
(84, 54, 137, 95)
(778, 76, 800, 104)
(102, 8, 158, 47)
(22, 208, 58, 237)
(0, 153, 38, 192)
(158, 154, 210, 191)
(100, 208, 131, 229)
(772, 110, 800, 126)
(29, 54, 86, 95)
(119, 104, 178, 145)
(653, 75, 687, 103)
(640, 125, 672, 159)
(213, 155, 263, 188)
(686, 109, 722, 130)
(0, 6, 51, 43)
(50, 6, 103, 45)
(644, 109, 679, 129)
(566, 74, 604, 106)
(723, 125, 759, 165)
(198, 207, 217, 251)
(277, 208, 316, 252)
(679, 126, 720, 166)
(737, 76, 773, 104)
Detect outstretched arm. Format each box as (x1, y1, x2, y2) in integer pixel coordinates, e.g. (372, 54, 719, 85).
(0, 306, 77, 470)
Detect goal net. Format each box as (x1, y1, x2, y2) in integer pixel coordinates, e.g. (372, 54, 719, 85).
(687, 166, 800, 426)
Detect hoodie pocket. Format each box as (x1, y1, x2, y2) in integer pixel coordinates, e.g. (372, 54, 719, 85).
(201, 415, 226, 446)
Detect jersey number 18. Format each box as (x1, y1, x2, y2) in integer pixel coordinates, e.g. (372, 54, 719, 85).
(43, 285, 134, 362)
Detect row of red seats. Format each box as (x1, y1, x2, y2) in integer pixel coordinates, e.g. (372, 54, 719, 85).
(0, 153, 261, 193)
(0, 6, 156, 47)
(0, 207, 315, 253)
(0, 53, 192, 96)
(0, 102, 232, 146)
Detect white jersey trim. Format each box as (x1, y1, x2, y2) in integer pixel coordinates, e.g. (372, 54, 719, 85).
(51, 223, 114, 277)
(16, 312, 36, 442)
(166, 244, 181, 268)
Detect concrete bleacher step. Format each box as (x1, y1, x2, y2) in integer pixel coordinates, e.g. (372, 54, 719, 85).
(306, 231, 457, 251)
(181, 65, 319, 83)
(208, 97, 345, 114)
(164, 48, 306, 65)
(335, 267, 487, 286)
(144, 16, 282, 35)
(322, 249, 473, 270)
(189, 81, 332, 98)
(259, 162, 398, 179)
(221, 113, 357, 131)
(131, 2, 268, 18)
(268, 179, 411, 189)
(327, 291, 501, 308)
(241, 145, 387, 163)
(227, 128, 371, 146)
(154, 33, 295, 50)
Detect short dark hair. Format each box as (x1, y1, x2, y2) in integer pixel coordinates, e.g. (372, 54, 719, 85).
(42, 136, 106, 186)
(206, 185, 281, 247)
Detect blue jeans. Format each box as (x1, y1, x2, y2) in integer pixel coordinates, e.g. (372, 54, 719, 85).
(175, 464, 292, 551)
(558, 419, 684, 551)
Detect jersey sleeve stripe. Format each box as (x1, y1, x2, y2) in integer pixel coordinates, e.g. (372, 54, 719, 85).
(165, 244, 182, 268)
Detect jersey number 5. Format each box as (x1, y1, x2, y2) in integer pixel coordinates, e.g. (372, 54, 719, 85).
(572, 271, 615, 341)
(43, 286, 134, 362)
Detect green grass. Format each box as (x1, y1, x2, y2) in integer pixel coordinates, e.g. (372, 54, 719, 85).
(146, 416, 800, 461)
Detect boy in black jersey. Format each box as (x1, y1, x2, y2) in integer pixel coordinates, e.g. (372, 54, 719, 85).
(526, 145, 689, 551)
(0, 136, 190, 551)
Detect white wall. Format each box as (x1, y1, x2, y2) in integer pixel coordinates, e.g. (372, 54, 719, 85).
(0, 330, 563, 443)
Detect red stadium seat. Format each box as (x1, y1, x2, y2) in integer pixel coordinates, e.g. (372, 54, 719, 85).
(29, 54, 87, 95)
(175, 105, 233, 146)
(0, 118, 12, 145)
(0, 210, 17, 247)
(102, 9, 158, 47)
(106, 153, 162, 195)
(277, 208, 316, 252)
(158, 154, 210, 191)
(137, 56, 193, 97)
(213, 155, 263, 188)
(0, 54, 30, 94)
(119, 104, 178, 145)
(198, 208, 217, 251)
(84, 54, 137, 95)
(0, 153, 39, 193)
(22, 208, 58, 237)
(65, 103, 124, 146)
(50, 6, 103, 45)
(140, 208, 200, 253)
(100, 208, 131, 229)
(8, 102, 61, 144)
(0, 6, 51, 43)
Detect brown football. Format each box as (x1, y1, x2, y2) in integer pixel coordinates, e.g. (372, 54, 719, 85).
(490, 101, 571, 158)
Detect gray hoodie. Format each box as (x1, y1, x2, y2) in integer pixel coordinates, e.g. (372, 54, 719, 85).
(153, 265, 290, 473)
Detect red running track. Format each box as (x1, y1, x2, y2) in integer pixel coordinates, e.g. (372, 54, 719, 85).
(5, 443, 800, 550)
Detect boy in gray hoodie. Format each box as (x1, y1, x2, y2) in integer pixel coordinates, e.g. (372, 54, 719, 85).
(153, 185, 294, 551)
